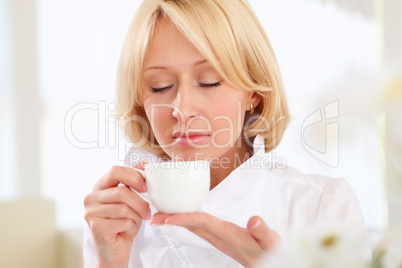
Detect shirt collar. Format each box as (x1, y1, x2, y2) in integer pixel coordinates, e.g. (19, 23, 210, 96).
(253, 134, 265, 156)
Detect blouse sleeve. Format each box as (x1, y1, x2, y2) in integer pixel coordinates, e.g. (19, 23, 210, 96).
(316, 177, 372, 259)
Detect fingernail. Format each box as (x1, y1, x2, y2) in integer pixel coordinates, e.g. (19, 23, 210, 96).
(146, 211, 152, 220)
(164, 218, 172, 225)
(141, 160, 149, 168)
(142, 184, 148, 192)
(251, 219, 261, 229)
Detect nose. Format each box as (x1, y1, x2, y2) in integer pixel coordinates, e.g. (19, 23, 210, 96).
(171, 85, 199, 122)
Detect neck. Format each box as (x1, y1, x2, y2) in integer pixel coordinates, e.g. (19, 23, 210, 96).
(209, 137, 252, 190)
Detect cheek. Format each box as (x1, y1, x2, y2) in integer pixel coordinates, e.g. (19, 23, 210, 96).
(209, 97, 247, 142)
(144, 103, 173, 139)
(215, 88, 249, 111)
(214, 95, 247, 123)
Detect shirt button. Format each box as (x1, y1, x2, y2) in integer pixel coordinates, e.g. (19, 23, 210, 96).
(210, 249, 221, 258)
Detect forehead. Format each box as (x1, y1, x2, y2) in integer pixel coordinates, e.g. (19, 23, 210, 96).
(152, 16, 181, 41)
(143, 17, 206, 68)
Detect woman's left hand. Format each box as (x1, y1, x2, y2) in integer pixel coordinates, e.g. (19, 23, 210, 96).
(151, 213, 280, 267)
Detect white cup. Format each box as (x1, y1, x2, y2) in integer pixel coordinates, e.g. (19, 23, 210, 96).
(130, 160, 210, 214)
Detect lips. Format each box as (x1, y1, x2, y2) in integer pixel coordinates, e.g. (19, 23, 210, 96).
(172, 131, 210, 147)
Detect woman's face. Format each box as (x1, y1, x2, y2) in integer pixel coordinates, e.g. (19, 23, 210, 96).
(142, 18, 255, 161)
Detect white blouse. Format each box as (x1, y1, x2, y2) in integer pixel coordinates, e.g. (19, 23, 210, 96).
(83, 135, 371, 267)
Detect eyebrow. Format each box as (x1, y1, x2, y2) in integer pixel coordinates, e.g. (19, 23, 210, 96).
(143, 59, 208, 72)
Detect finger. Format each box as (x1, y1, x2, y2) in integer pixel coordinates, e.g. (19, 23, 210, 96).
(164, 213, 257, 247)
(151, 213, 225, 247)
(86, 203, 143, 222)
(247, 216, 280, 251)
(163, 212, 215, 227)
(164, 213, 234, 238)
(150, 213, 170, 225)
(96, 186, 151, 220)
(94, 163, 147, 193)
(90, 217, 137, 243)
(157, 213, 232, 251)
(132, 161, 148, 192)
(133, 161, 147, 170)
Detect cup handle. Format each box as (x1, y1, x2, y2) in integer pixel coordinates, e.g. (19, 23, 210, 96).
(130, 168, 151, 204)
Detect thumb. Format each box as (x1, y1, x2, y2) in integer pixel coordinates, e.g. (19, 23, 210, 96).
(247, 216, 281, 251)
(132, 161, 148, 192)
(133, 160, 148, 170)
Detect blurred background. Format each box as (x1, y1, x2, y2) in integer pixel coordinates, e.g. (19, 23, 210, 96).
(0, 0, 401, 267)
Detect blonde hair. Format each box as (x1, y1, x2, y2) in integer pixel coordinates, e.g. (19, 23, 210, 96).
(116, 0, 290, 157)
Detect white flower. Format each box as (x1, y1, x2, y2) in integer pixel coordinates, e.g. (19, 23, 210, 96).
(256, 222, 370, 268)
(375, 225, 402, 268)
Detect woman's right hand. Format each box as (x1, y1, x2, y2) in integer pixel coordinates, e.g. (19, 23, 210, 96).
(84, 162, 151, 268)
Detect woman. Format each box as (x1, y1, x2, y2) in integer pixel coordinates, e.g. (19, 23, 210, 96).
(83, 0, 370, 267)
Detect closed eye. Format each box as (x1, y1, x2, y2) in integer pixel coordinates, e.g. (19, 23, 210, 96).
(199, 81, 221, 88)
(150, 85, 173, 93)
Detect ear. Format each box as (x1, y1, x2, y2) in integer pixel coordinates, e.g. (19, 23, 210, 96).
(246, 91, 262, 112)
